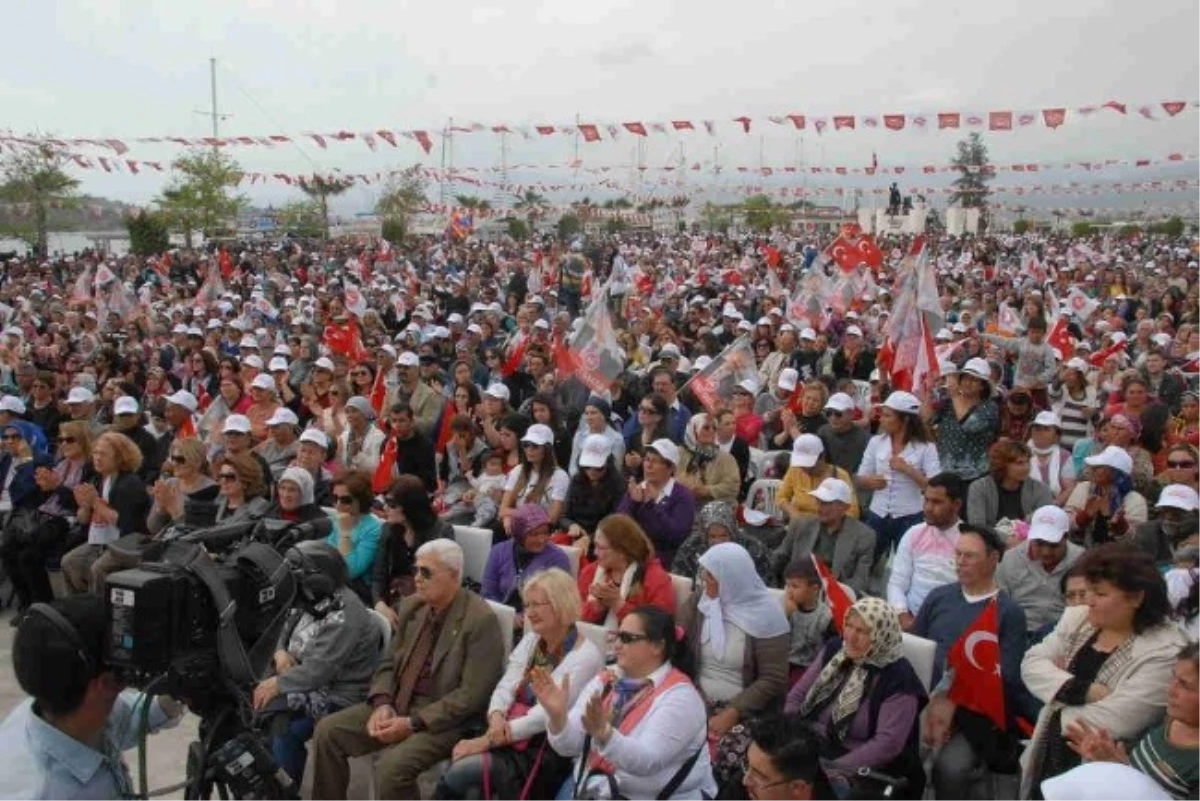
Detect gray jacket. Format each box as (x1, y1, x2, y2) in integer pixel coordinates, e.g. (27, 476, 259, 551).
(966, 477, 1055, 529)
(275, 588, 380, 706)
(770, 515, 876, 597)
(996, 540, 1084, 632)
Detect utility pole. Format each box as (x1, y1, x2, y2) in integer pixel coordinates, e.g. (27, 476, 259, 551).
(209, 57, 219, 142)
(499, 130, 509, 207)
(439, 118, 452, 206)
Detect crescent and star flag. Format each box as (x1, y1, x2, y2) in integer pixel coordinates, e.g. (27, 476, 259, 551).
(1088, 339, 1128, 368)
(501, 331, 530, 378)
(369, 369, 388, 416)
(323, 318, 369, 362)
(876, 237, 942, 396)
(372, 435, 398, 493)
(811, 554, 853, 635)
(683, 336, 758, 414)
(565, 285, 626, 394)
(946, 597, 1006, 730)
(1043, 287, 1075, 361)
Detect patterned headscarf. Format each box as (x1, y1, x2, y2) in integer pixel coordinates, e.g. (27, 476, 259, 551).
(683, 413, 718, 467)
(798, 597, 905, 736)
(697, 501, 739, 543)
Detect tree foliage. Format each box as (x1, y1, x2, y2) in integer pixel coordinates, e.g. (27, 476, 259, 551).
(124, 209, 171, 256)
(1070, 221, 1095, 237)
(1150, 216, 1184, 237)
(699, 202, 731, 233)
(556, 213, 582, 240)
(513, 190, 548, 222)
(505, 217, 530, 239)
(299, 174, 355, 239)
(375, 166, 429, 242)
(156, 149, 246, 246)
(276, 199, 325, 238)
(0, 140, 81, 256)
(1012, 219, 1031, 235)
(742, 195, 790, 233)
(949, 132, 993, 229)
(454, 194, 492, 211)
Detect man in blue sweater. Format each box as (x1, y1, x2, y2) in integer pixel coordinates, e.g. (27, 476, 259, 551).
(913, 524, 1030, 799)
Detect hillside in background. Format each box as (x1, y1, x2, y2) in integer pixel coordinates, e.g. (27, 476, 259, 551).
(0, 195, 137, 232)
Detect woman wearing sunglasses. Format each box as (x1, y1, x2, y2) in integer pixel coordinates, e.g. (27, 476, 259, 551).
(146, 438, 219, 534)
(498, 424, 569, 536)
(211, 452, 271, 525)
(534, 604, 717, 800)
(0, 421, 89, 620)
(323, 469, 381, 589)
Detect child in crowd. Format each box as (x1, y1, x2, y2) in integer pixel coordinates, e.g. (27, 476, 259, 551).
(468, 450, 508, 527)
(783, 558, 833, 687)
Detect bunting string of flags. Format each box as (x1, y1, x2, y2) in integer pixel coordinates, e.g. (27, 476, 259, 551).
(1, 99, 1194, 156)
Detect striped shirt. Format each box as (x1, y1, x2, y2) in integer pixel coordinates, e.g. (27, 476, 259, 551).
(1129, 721, 1198, 800)
(1052, 385, 1098, 450)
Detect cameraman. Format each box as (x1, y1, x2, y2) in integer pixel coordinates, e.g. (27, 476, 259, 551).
(0, 596, 185, 799)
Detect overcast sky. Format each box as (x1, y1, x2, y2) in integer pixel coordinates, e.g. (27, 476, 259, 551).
(3, 0, 1197, 211)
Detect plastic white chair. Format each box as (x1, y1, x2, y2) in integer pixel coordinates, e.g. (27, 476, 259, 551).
(560, 545, 582, 578)
(453, 525, 493, 586)
(757, 450, 791, 479)
(486, 599, 516, 657)
(746, 478, 783, 518)
(577, 621, 609, 655)
(901, 633, 937, 692)
(669, 573, 694, 615)
(747, 447, 765, 479)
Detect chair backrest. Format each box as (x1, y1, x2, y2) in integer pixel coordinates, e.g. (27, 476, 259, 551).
(669, 573, 694, 615)
(577, 621, 609, 655)
(902, 633, 937, 692)
(758, 450, 791, 480)
(368, 608, 392, 656)
(453, 525, 493, 586)
(746, 478, 783, 517)
(747, 447, 766, 480)
(560, 545, 582, 578)
(486, 599, 516, 658)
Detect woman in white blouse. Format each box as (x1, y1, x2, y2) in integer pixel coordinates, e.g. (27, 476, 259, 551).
(437, 568, 604, 799)
(500, 424, 570, 534)
(534, 605, 717, 800)
(856, 391, 941, 565)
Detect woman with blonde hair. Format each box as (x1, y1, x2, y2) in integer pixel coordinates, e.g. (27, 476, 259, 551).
(146, 437, 219, 534)
(212, 451, 271, 524)
(438, 568, 605, 799)
(577, 514, 675, 630)
(60, 432, 151, 595)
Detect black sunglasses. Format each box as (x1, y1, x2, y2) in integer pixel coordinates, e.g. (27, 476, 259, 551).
(2, 434, 21, 442)
(614, 631, 651, 645)
(217, 472, 239, 482)
(60, 436, 78, 445)
(170, 454, 187, 464)
(334, 494, 356, 506)
(1167, 460, 1197, 469)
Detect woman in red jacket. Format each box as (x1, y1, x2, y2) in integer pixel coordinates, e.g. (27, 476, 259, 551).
(578, 514, 675, 634)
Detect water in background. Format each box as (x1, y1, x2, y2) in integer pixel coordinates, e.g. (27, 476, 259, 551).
(0, 232, 131, 257)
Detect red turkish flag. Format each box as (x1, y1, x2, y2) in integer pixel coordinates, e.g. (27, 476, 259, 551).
(623, 122, 648, 136)
(938, 112, 961, 129)
(1103, 100, 1127, 114)
(734, 116, 752, 133)
(536, 125, 557, 136)
(812, 555, 854, 635)
(946, 598, 1006, 731)
(1162, 101, 1186, 117)
(671, 120, 695, 131)
(829, 233, 864, 271)
(989, 111, 1013, 131)
(1042, 108, 1067, 129)
(413, 130, 433, 154)
(786, 114, 806, 130)
(501, 331, 530, 377)
(883, 114, 906, 130)
(833, 115, 856, 131)
(372, 435, 397, 494)
(377, 130, 397, 147)
(1048, 317, 1074, 361)
(856, 234, 884, 269)
(578, 124, 601, 142)
(1088, 340, 1127, 368)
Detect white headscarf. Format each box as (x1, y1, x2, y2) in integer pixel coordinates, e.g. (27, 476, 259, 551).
(696, 542, 789, 655)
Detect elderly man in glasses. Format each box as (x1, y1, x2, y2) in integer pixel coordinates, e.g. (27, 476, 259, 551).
(309, 539, 505, 800)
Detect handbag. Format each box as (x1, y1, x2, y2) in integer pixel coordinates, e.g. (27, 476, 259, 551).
(2, 508, 48, 548)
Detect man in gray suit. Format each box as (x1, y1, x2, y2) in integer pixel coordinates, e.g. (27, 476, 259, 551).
(309, 539, 505, 799)
(769, 478, 876, 596)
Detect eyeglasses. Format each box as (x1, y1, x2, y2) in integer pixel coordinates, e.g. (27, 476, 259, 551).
(217, 472, 239, 482)
(60, 437, 77, 445)
(1168, 460, 1197, 469)
(639, 406, 658, 415)
(613, 631, 651, 645)
(2, 434, 20, 442)
(333, 494, 356, 506)
(170, 454, 187, 464)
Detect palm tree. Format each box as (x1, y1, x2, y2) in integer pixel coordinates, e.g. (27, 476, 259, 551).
(299, 173, 355, 239)
(455, 194, 492, 212)
(513, 190, 548, 223)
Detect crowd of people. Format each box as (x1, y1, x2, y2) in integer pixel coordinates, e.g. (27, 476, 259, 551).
(0, 224, 1198, 800)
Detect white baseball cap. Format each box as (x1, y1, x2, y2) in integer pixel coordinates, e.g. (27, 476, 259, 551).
(799, 327, 817, 341)
(266, 408, 300, 427)
(779, 323, 796, 333)
(777, 367, 799, 393)
(66, 387, 95, 405)
(844, 325, 863, 338)
(659, 343, 682, 359)
(250, 373, 276, 392)
(222, 414, 251, 435)
(961, 357, 992, 382)
(935, 328, 953, 341)
(521, 423, 555, 447)
(808, 477, 852, 505)
(578, 434, 613, 469)
(269, 357, 289, 372)
(1065, 357, 1090, 373)
(824, 392, 856, 414)
(0, 396, 26, 414)
(166, 390, 198, 412)
(1032, 411, 1062, 429)
(113, 397, 139, 416)
(1028, 505, 1070, 544)
(790, 434, 825, 468)
(647, 438, 680, 466)
(242, 354, 265, 370)
(1156, 484, 1200, 512)
(397, 351, 420, 368)
(313, 357, 336, 372)
(691, 355, 713, 372)
(734, 378, 759, 396)
(485, 383, 511, 402)
(1084, 445, 1133, 475)
(882, 390, 921, 415)
(298, 428, 329, 449)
